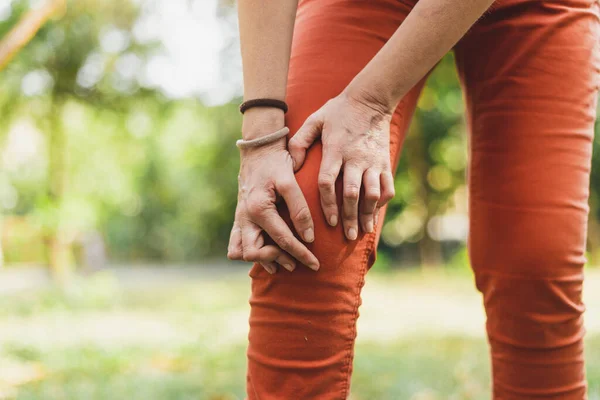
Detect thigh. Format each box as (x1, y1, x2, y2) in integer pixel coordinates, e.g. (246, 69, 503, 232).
(456, 1, 599, 397)
(457, 0, 599, 278)
(247, 0, 424, 398)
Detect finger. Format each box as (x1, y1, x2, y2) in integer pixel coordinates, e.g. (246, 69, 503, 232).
(244, 230, 296, 274)
(360, 169, 380, 234)
(240, 215, 266, 264)
(228, 203, 244, 260)
(374, 206, 381, 228)
(380, 170, 396, 206)
(342, 165, 362, 241)
(255, 208, 320, 271)
(253, 244, 296, 272)
(227, 220, 243, 260)
(261, 261, 278, 275)
(318, 148, 342, 227)
(236, 203, 277, 274)
(288, 114, 323, 171)
(277, 178, 314, 243)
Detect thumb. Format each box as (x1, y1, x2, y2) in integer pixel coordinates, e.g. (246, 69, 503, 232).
(288, 114, 323, 172)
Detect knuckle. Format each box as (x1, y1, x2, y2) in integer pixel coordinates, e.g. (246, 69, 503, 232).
(242, 249, 258, 262)
(321, 195, 337, 207)
(344, 185, 360, 201)
(277, 179, 294, 194)
(293, 207, 312, 224)
(318, 174, 335, 190)
(246, 197, 270, 217)
(344, 207, 358, 219)
(323, 142, 340, 154)
(344, 216, 358, 224)
(381, 189, 395, 203)
(345, 211, 358, 220)
(365, 188, 380, 202)
(327, 208, 339, 217)
(275, 235, 292, 251)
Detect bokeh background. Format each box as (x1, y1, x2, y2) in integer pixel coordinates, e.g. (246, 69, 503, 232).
(1, 0, 600, 399)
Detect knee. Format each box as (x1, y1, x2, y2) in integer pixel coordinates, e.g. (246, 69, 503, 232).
(280, 143, 374, 271)
(475, 270, 585, 350)
(469, 209, 587, 279)
(469, 212, 587, 347)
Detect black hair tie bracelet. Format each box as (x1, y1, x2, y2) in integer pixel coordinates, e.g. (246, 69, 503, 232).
(239, 98, 288, 114)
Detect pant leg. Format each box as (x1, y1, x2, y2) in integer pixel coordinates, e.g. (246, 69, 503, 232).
(455, 0, 600, 398)
(246, 1, 425, 399)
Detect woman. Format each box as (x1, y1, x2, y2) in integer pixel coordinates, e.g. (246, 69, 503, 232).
(228, 0, 600, 397)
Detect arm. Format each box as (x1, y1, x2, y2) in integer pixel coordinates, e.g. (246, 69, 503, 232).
(347, 0, 495, 110)
(289, 0, 495, 240)
(238, 0, 297, 139)
(228, 1, 320, 273)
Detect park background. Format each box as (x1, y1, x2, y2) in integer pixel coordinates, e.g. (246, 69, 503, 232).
(1, 0, 600, 399)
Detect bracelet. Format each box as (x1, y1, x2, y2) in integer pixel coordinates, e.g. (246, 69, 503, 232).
(236, 127, 290, 150)
(239, 98, 288, 114)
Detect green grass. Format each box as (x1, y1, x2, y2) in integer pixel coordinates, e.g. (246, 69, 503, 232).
(1, 270, 600, 399)
(5, 336, 600, 400)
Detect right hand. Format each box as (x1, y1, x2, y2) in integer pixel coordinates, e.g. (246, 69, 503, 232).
(288, 90, 395, 241)
(227, 111, 320, 274)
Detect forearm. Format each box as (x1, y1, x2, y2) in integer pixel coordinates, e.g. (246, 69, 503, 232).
(238, 0, 298, 139)
(346, 0, 495, 110)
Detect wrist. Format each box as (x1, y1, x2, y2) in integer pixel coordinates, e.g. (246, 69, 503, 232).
(242, 107, 286, 140)
(343, 78, 398, 116)
(239, 136, 287, 159)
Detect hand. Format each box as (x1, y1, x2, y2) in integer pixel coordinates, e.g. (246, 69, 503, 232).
(288, 90, 395, 241)
(227, 113, 320, 273)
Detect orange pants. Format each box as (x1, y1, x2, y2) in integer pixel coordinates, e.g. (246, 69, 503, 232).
(247, 0, 600, 398)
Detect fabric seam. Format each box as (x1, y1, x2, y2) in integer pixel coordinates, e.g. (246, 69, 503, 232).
(339, 231, 377, 400)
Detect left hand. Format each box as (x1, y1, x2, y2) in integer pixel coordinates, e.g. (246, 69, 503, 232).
(288, 90, 396, 241)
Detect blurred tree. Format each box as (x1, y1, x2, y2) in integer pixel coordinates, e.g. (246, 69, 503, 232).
(0, 0, 598, 272)
(0, 0, 157, 281)
(588, 116, 600, 266)
(381, 54, 468, 267)
(0, 0, 65, 71)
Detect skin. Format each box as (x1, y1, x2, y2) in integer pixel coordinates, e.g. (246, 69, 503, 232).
(229, 0, 496, 273)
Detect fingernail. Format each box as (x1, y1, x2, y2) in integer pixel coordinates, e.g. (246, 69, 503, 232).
(347, 228, 357, 240)
(308, 263, 320, 271)
(329, 215, 338, 227)
(266, 265, 275, 274)
(366, 221, 374, 233)
(304, 228, 314, 243)
(283, 263, 295, 272)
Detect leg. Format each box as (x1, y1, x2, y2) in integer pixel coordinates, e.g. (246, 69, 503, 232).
(246, 0, 424, 398)
(456, 0, 600, 398)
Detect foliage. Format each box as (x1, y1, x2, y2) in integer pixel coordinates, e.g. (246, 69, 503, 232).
(0, 0, 599, 268)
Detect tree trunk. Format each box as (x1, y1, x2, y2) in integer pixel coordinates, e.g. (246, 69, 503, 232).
(46, 101, 72, 284)
(405, 122, 443, 268)
(419, 232, 443, 268)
